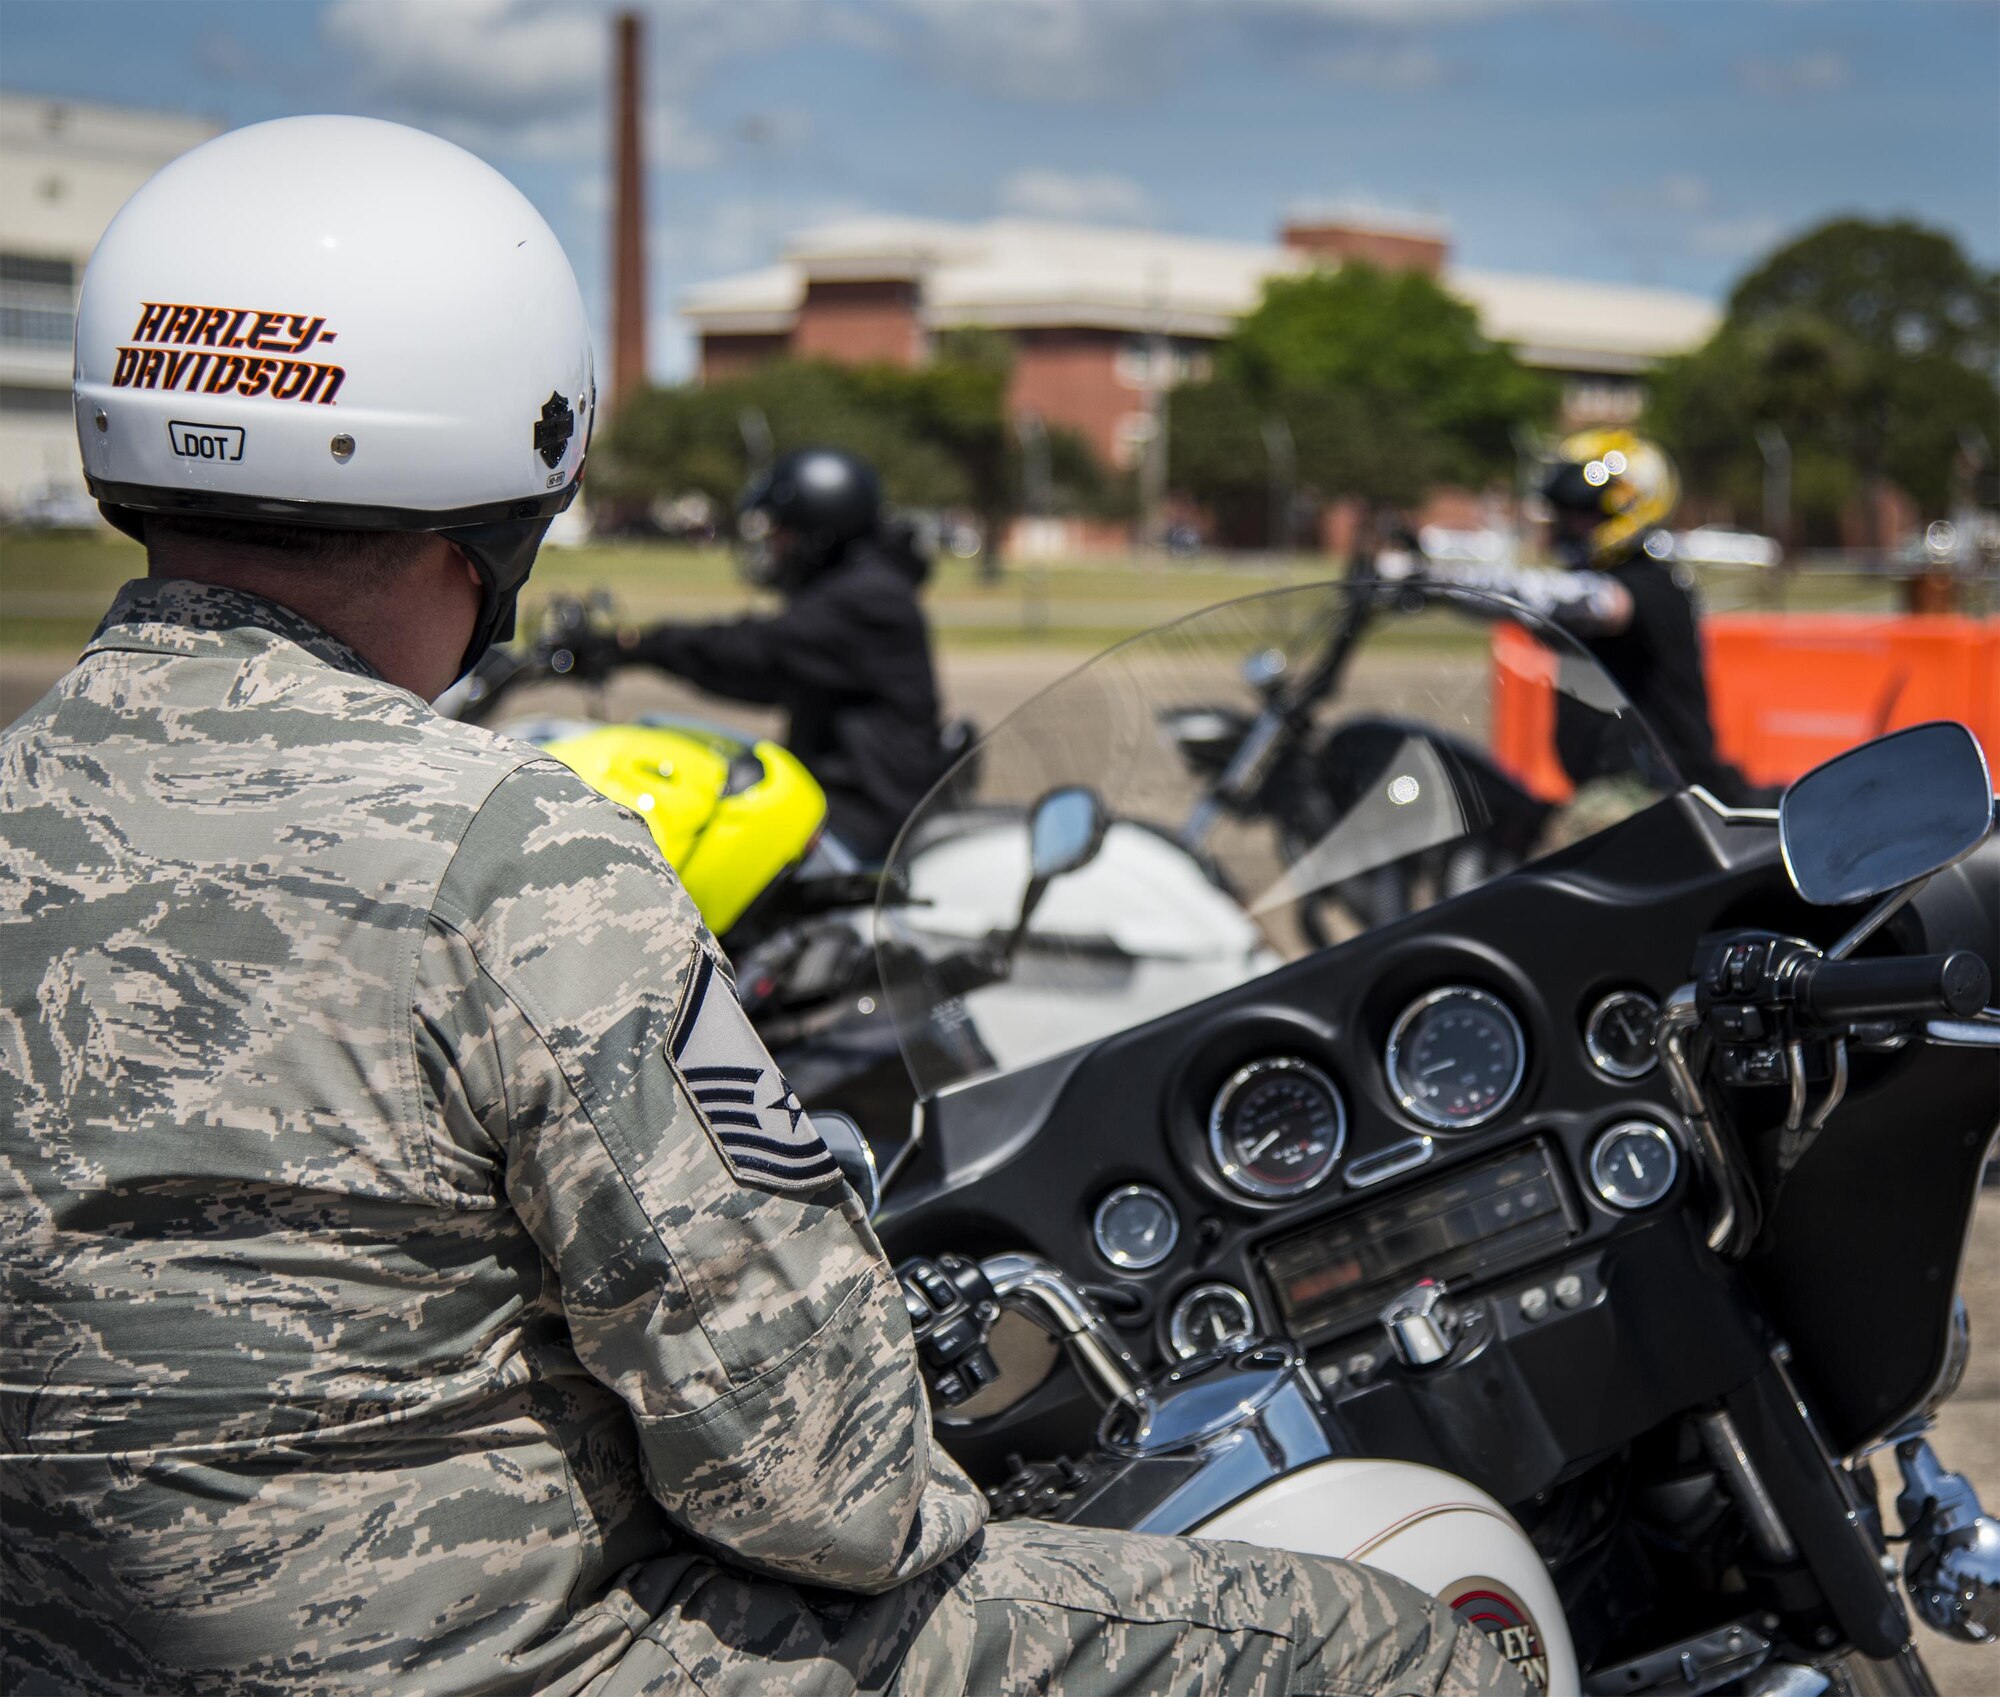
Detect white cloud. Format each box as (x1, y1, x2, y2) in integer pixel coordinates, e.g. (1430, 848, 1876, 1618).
(1734, 48, 1849, 95)
(1658, 172, 1710, 215)
(1689, 213, 1788, 257)
(1317, 42, 1450, 89)
(873, 0, 1169, 101)
(998, 168, 1155, 223)
(318, 0, 758, 165)
(866, 0, 1551, 103)
(655, 195, 873, 275)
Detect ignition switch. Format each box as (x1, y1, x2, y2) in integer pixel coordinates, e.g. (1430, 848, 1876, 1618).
(1380, 1278, 1456, 1369)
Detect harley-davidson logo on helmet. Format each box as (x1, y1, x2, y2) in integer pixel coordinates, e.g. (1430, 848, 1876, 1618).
(1447, 1578, 1549, 1690)
(534, 390, 574, 468)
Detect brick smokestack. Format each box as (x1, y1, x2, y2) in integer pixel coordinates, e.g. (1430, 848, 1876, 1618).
(611, 10, 647, 413)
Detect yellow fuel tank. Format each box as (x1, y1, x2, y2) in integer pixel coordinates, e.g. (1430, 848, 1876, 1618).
(538, 721, 825, 935)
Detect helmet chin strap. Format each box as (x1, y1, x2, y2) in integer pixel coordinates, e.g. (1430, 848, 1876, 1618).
(440, 512, 559, 680)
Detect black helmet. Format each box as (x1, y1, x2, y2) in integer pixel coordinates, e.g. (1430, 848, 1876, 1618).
(737, 447, 882, 587)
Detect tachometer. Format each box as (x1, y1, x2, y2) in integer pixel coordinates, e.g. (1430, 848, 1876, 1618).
(1208, 1056, 1346, 1200)
(1386, 987, 1526, 1129)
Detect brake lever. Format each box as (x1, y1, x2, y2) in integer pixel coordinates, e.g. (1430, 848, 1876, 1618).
(1923, 1011, 2000, 1048)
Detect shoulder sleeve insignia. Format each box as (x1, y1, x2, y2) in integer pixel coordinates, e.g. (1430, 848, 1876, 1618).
(667, 948, 839, 1194)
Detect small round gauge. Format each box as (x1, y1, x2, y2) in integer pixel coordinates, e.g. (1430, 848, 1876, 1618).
(1092, 1184, 1180, 1269)
(1168, 1283, 1258, 1359)
(1590, 1120, 1680, 1211)
(1584, 990, 1661, 1080)
(1386, 988, 1527, 1129)
(1208, 1057, 1347, 1200)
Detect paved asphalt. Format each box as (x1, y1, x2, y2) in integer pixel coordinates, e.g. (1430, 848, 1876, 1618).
(4, 643, 1996, 1691)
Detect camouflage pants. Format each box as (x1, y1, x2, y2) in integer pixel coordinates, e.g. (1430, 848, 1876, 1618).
(649, 1521, 1529, 1697)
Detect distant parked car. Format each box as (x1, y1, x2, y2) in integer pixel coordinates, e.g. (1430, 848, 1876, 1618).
(9, 483, 100, 530)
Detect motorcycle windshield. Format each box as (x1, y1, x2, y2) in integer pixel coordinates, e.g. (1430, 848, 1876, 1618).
(876, 579, 1682, 1102)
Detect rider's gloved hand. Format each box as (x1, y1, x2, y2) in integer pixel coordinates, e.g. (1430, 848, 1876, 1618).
(554, 625, 637, 682)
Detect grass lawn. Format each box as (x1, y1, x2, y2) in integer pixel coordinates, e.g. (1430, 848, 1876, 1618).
(0, 526, 1911, 658)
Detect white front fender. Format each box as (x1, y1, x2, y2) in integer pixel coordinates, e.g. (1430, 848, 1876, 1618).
(1195, 1457, 1579, 1697)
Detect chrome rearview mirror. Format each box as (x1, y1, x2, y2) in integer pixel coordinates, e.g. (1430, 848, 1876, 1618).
(1780, 722, 1994, 906)
(1006, 786, 1111, 958)
(814, 1110, 879, 1216)
(1029, 785, 1108, 884)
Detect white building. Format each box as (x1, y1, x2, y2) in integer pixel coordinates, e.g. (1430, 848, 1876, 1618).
(0, 92, 219, 520)
(684, 211, 1720, 472)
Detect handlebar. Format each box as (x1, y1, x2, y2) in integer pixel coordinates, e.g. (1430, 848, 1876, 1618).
(1791, 950, 1991, 1024)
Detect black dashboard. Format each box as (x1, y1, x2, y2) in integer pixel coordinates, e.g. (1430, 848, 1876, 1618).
(876, 789, 2000, 1499)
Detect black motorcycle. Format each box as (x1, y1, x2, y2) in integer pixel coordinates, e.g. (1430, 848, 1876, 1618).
(1162, 569, 1556, 943)
(846, 581, 1998, 1696)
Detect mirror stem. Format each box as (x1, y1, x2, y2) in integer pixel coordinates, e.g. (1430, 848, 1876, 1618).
(1828, 875, 1930, 962)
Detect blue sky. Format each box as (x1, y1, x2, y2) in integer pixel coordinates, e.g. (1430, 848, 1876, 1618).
(6, 0, 1996, 377)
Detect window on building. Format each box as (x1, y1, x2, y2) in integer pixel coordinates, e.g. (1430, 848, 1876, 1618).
(1559, 376, 1644, 427)
(1116, 334, 1214, 390)
(0, 305, 75, 346)
(0, 253, 75, 288)
(0, 252, 78, 350)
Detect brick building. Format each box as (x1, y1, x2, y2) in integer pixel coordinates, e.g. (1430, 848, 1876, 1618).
(682, 210, 1718, 477)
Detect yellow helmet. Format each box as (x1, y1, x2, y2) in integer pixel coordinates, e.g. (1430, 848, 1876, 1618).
(1542, 429, 1679, 565)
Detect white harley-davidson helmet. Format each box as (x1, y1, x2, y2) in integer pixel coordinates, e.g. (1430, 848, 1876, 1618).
(74, 114, 594, 668)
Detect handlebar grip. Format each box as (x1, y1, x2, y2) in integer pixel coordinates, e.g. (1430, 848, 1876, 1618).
(1793, 951, 1991, 1024)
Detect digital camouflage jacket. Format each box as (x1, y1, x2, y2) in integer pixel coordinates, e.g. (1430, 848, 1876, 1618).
(0, 580, 988, 1696)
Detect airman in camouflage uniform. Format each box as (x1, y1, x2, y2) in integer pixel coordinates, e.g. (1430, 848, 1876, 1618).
(1, 577, 1527, 1697)
(5, 108, 1523, 1697)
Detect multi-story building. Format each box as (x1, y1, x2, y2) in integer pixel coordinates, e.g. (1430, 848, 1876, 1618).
(0, 92, 219, 519)
(683, 211, 1718, 478)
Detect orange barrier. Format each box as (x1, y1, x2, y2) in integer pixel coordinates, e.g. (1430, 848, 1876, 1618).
(1490, 614, 2000, 803)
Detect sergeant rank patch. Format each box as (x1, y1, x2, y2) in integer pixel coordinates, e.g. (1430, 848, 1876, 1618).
(668, 948, 839, 1194)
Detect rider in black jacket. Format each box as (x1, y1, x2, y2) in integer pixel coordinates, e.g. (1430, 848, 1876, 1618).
(597, 448, 949, 861)
(1401, 430, 1760, 805)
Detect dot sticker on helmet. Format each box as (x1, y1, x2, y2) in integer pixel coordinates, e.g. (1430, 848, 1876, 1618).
(166, 421, 245, 463)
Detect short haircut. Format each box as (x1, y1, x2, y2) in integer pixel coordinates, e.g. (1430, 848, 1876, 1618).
(145, 514, 432, 580)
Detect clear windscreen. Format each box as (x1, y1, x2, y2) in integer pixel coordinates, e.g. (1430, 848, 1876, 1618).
(876, 578, 1681, 1101)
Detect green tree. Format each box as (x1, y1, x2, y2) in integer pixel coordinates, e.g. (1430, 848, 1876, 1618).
(1170, 263, 1553, 543)
(592, 338, 1111, 564)
(1649, 218, 2000, 540)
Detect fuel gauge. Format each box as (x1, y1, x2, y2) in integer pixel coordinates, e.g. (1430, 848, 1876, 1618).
(1589, 1120, 1680, 1211)
(1584, 991, 1660, 1080)
(1168, 1283, 1257, 1359)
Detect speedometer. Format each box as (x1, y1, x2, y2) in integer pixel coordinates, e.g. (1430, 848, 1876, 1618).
(1208, 1057, 1346, 1200)
(1386, 988, 1526, 1129)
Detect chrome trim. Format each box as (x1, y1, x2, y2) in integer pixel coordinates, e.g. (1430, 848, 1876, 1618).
(980, 1252, 1142, 1405)
(1583, 988, 1661, 1080)
(1384, 986, 1527, 1131)
(1697, 1407, 1799, 1564)
(1828, 876, 1929, 962)
(1924, 1011, 2000, 1047)
(1657, 985, 1758, 1257)
(1167, 1283, 1256, 1360)
(1588, 1120, 1681, 1211)
(1896, 1434, 2000, 1642)
(1686, 784, 1780, 825)
(1344, 1134, 1435, 1189)
(1582, 1621, 1773, 1697)
(1092, 1184, 1181, 1270)
(1207, 1056, 1347, 1200)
